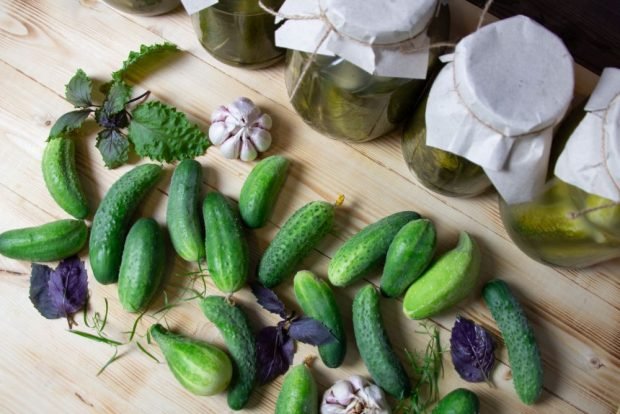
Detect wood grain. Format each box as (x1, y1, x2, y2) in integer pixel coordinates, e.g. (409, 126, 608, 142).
(0, 1, 618, 413)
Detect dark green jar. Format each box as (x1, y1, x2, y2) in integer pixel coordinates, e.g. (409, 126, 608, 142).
(103, 0, 179, 16)
(284, 3, 450, 142)
(192, 0, 285, 68)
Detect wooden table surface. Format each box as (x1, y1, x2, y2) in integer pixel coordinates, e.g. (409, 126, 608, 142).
(0, 1, 617, 413)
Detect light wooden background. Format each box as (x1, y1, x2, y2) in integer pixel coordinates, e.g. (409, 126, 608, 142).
(0, 1, 617, 413)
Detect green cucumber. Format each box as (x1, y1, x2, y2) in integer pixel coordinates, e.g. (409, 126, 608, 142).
(199, 296, 256, 410)
(293, 270, 346, 368)
(275, 362, 318, 414)
(483, 279, 543, 405)
(381, 219, 437, 298)
(89, 164, 162, 285)
(403, 232, 480, 319)
(42, 137, 89, 219)
(203, 192, 248, 293)
(150, 324, 232, 396)
(258, 200, 337, 288)
(432, 388, 480, 414)
(117, 218, 165, 313)
(167, 159, 204, 262)
(328, 211, 420, 287)
(239, 155, 289, 228)
(0, 219, 87, 262)
(352, 285, 411, 399)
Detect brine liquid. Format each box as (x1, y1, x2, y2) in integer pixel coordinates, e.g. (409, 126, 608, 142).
(103, 0, 179, 16)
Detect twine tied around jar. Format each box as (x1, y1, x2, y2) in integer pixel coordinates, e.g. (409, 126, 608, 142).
(257, 0, 496, 99)
(569, 93, 620, 219)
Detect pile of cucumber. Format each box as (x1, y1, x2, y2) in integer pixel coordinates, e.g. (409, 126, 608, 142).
(0, 135, 544, 412)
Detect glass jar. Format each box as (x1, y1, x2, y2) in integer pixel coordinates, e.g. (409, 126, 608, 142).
(192, 0, 285, 68)
(401, 96, 492, 197)
(499, 179, 620, 268)
(284, 4, 450, 142)
(103, 0, 179, 16)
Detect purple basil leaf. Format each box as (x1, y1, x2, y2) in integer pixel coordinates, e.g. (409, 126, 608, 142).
(450, 315, 496, 382)
(48, 257, 89, 317)
(29, 263, 61, 319)
(282, 334, 295, 365)
(289, 316, 336, 346)
(256, 325, 292, 384)
(251, 281, 287, 318)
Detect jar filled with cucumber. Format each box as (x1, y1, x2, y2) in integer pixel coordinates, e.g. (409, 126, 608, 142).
(191, 0, 285, 68)
(283, 0, 450, 142)
(500, 68, 620, 268)
(103, 0, 180, 16)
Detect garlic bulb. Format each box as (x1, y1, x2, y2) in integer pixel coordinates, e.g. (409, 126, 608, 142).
(208, 97, 273, 161)
(321, 375, 391, 414)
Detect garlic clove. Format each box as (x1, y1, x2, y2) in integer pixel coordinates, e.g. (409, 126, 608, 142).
(255, 113, 273, 129)
(330, 380, 356, 405)
(229, 97, 261, 125)
(211, 105, 230, 122)
(208, 121, 232, 146)
(219, 134, 242, 159)
(249, 128, 272, 152)
(240, 135, 258, 162)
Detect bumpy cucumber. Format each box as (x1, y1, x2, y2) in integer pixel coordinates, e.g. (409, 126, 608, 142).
(239, 155, 289, 228)
(352, 285, 411, 399)
(150, 324, 232, 396)
(200, 296, 257, 410)
(381, 219, 437, 298)
(328, 211, 420, 287)
(203, 192, 248, 293)
(432, 388, 480, 414)
(275, 362, 318, 414)
(293, 271, 346, 368)
(483, 279, 543, 405)
(258, 200, 336, 288)
(403, 232, 480, 319)
(42, 137, 89, 219)
(89, 164, 162, 285)
(117, 218, 165, 313)
(167, 159, 204, 262)
(0, 219, 87, 262)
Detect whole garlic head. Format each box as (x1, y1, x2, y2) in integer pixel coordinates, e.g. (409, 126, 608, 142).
(208, 97, 272, 162)
(321, 375, 391, 414)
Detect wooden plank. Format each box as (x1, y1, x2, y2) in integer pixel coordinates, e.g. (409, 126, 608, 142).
(0, 1, 618, 413)
(466, 0, 620, 74)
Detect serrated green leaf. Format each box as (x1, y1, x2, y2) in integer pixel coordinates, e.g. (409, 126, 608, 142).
(48, 109, 92, 140)
(127, 100, 209, 163)
(96, 129, 129, 168)
(102, 80, 132, 117)
(65, 69, 93, 108)
(112, 42, 180, 81)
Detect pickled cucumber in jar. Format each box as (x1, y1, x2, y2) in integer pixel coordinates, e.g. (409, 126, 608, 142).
(104, 0, 179, 16)
(191, 0, 284, 68)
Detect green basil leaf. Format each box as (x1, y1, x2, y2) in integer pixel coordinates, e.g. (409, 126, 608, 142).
(65, 69, 93, 108)
(96, 129, 129, 169)
(48, 109, 92, 140)
(102, 80, 132, 117)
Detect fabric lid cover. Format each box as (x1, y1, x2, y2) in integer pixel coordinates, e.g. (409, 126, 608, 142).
(180, 0, 218, 15)
(425, 15, 575, 204)
(555, 68, 620, 203)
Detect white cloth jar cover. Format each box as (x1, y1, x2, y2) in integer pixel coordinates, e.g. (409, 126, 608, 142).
(180, 0, 219, 14)
(425, 15, 574, 204)
(275, 0, 443, 79)
(555, 68, 620, 203)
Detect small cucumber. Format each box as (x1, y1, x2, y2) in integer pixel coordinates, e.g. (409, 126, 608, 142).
(293, 270, 346, 368)
(275, 362, 318, 414)
(199, 296, 257, 410)
(352, 285, 411, 399)
(42, 137, 89, 219)
(328, 211, 420, 287)
(432, 388, 480, 414)
(150, 324, 232, 396)
(483, 279, 543, 405)
(203, 192, 249, 293)
(167, 159, 204, 262)
(381, 219, 437, 298)
(258, 200, 337, 288)
(239, 155, 289, 228)
(89, 164, 162, 285)
(403, 232, 480, 319)
(117, 218, 165, 313)
(0, 219, 87, 262)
